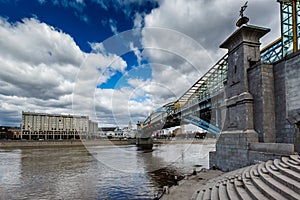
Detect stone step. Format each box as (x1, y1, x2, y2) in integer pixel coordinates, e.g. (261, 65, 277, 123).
(197, 155, 300, 200)
(290, 154, 300, 164)
(261, 166, 268, 174)
(197, 190, 205, 200)
(218, 180, 229, 200)
(197, 168, 244, 200)
(234, 178, 252, 200)
(281, 157, 300, 174)
(276, 159, 289, 168)
(226, 179, 239, 200)
(211, 184, 220, 200)
(266, 160, 300, 193)
(269, 164, 278, 171)
(202, 188, 211, 200)
(288, 158, 299, 166)
(273, 159, 300, 182)
(242, 165, 268, 200)
(244, 171, 250, 179)
(259, 161, 300, 200)
(233, 166, 253, 200)
(197, 175, 224, 200)
(249, 164, 285, 200)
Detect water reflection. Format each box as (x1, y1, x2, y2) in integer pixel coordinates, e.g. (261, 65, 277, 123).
(0, 149, 22, 200)
(0, 143, 215, 199)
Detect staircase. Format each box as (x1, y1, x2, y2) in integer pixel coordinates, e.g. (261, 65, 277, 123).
(194, 155, 300, 200)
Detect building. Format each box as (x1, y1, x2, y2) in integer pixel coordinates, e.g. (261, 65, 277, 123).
(98, 127, 117, 138)
(0, 126, 21, 140)
(21, 111, 98, 140)
(122, 127, 137, 138)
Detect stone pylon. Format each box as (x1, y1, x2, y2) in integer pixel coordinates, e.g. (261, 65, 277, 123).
(210, 25, 270, 171)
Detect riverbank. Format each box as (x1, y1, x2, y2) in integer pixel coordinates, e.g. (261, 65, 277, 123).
(0, 139, 134, 148)
(154, 138, 216, 145)
(0, 138, 216, 148)
(0, 142, 213, 199)
(161, 168, 223, 200)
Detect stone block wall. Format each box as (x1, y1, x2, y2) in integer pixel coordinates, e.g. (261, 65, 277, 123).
(210, 141, 294, 171)
(248, 65, 263, 140)
(285, 54, 300, 115)
(273, 53, 300, 152)
(248, 63, 276, 142)
(210, 131, 258, 171)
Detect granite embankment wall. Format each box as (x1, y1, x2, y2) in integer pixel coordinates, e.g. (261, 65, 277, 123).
(153, 138, 216, 145)
(0, 138, 216, 148)
(0, 139, 134, 148)
(273, 51, 300, 152)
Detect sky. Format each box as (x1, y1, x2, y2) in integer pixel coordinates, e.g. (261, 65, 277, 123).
(0, 0, 280, 128)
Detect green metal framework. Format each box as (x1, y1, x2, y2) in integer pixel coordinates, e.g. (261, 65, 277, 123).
(259, 1, 300, 63)
(280, 0, 300, 55)
(178, 54, 228, 110)
(296, 1, 300, 49)
(179, 0, 300, 111)
(142, 55, 228, 127)
(261, 38, 283, 63)
(282, 1, 294, 55)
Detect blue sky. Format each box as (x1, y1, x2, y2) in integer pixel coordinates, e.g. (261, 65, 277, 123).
(0, 0, 280, 127)
(0, 0, 155, 90)
(0, 0, 157, 51)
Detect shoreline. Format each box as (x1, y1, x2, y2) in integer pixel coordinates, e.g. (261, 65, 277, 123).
(0, 139, 131, 148)
(153, 138, 216, 145)
(161, 169, 224, 200)
(0, 138, 216, 148)
(1, 138, 219, 199)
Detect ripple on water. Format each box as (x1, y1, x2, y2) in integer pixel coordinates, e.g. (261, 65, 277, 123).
(0, 143, 214, 199)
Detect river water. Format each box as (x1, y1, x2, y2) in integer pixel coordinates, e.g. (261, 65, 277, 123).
(0, 141, 215, 200)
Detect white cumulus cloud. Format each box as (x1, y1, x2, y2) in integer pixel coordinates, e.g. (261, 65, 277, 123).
(133, 0, 280, 110)
(0, 17, 127, 126)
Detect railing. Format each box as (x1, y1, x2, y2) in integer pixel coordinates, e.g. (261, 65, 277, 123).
(177, 54, 228, 111)
(261, 38, 283, 63)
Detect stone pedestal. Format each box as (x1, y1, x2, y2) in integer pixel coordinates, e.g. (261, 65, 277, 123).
(210, 130, 258, 171)
(210, 25, 270, 171)
(136, 137, 153, 150)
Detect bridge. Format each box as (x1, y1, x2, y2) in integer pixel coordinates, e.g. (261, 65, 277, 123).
(136, 0, 300, 171)
(136, 1, 284, 142)
(139, 53, 228, 136)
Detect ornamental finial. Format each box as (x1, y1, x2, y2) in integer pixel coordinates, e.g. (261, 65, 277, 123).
(236, 1, 249, 27)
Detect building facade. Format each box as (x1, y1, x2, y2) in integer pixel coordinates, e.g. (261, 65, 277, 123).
(0, 126, 21, 140)
(21, 112, 98, 140)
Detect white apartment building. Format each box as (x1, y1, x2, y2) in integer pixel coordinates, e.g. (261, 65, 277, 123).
(21, 111, 98, 140)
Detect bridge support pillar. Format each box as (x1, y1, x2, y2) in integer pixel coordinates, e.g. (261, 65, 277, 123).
(136, 138, 153, 150)
(210, 25, 272, 171)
